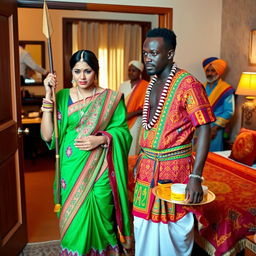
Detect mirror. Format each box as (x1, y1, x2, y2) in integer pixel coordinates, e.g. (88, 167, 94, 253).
(19, 40, 46, 85)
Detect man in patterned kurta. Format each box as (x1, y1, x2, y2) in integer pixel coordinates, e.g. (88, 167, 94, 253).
(132, 28, 216, 256)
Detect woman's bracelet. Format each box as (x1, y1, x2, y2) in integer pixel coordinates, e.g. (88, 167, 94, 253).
(100, 135, 108, 148)
(189, 174, 204, 181)
(41, 98, 53, 112)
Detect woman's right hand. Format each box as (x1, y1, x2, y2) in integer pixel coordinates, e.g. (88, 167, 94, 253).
(43, 73, 57, 96)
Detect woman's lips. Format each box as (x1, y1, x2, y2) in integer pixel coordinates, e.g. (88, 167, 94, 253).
(79, 81, 87, 85)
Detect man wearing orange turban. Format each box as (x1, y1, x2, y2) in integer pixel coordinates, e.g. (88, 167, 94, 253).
(202, 57, 235, 151)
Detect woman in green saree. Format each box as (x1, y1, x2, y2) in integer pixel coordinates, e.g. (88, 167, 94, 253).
(41, 50, 132, 255)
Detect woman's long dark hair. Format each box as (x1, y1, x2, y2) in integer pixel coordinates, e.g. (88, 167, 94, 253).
(69, 50, 99, 78)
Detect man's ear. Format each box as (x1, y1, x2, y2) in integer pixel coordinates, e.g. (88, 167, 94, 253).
(168, 50, 174, 60)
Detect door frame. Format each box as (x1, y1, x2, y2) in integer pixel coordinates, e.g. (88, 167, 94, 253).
(17, 1, 173, 87)
(0, 0, 27, 255)
(17, 1, 173, 29)
(62, 18, 152, 88)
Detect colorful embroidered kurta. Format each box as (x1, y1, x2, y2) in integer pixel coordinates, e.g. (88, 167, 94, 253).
(204, 79, 235, 151)
(133, 70, 215, 223)
(47, 88, 132, 256)
(119, 79, 148, 156)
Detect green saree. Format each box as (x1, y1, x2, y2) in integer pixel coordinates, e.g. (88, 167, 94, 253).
(48, 88, 132, 255)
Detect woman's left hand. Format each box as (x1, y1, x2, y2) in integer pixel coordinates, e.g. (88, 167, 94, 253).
(75, 135, 104, 151)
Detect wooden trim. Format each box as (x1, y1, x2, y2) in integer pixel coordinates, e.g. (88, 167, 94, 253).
(85, 4, 173, 28)
(64, 17, 151, 26)
(63, 18, 151, 87)
(86, 4, 172, 15)
(18, 1, 172, 86)
(62, 19, 73, 88)
(19, 40, 45, 68)
(17, 2, 173, 29)
(18, 1, 86, 10)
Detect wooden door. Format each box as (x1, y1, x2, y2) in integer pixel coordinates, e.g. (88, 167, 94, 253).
(0, 0, 28, 255)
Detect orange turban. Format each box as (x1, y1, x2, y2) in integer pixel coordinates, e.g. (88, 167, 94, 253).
(202, 57, 227, 76)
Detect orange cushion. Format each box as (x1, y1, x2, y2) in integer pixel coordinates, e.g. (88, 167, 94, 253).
(230, 128, 256, 166)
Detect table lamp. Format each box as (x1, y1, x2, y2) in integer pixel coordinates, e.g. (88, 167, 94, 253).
(235, 72, 256, 125)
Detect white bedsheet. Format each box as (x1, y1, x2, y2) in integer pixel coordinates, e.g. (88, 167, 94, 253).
(213, 150, 256, 169)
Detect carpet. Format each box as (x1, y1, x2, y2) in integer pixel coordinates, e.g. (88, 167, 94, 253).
(20, 240, 60, 256)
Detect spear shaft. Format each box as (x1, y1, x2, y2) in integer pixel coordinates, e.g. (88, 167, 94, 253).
(43, 0, 61, 212)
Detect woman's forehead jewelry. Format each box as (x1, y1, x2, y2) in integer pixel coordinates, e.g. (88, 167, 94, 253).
(80, 51, 84, 62)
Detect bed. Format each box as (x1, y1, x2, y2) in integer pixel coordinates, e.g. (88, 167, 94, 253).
(127, 150, 256, 256)
(189, 151, 256, 256)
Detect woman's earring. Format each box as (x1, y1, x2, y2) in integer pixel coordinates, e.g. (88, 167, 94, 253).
(71, 79, 77, 87)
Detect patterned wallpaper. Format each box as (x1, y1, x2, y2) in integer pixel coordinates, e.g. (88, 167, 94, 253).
(221, 0, 256, 138)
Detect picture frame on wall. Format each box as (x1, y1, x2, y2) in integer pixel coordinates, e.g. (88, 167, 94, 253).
(19, 40, 46, 86)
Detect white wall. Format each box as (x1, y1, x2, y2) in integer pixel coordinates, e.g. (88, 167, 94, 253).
(18, 0, 222, 95)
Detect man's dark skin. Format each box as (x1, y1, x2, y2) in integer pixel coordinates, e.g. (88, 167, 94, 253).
(142, 37, 211, 204)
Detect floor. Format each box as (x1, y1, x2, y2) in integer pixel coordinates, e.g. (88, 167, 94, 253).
(24, 155, 60, 242)
(23, 155, 245, 255)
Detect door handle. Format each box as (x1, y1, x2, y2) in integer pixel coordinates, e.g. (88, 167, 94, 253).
(18, 127, 30, 135)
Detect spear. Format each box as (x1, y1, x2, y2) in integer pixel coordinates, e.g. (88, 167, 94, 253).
(42, 0, 61, 213)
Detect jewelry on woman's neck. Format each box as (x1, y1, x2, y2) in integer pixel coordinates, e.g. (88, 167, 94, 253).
(76, 86, 97, 120)
(142, 63, 177, 130)
(77, 86, 96, 103)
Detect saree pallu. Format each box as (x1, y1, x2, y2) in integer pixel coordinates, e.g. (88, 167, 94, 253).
(48, 89, 132, 256)
(133, 70, 215, 223)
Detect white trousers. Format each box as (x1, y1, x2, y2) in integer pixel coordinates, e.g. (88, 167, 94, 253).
(134, 213, 194, 256)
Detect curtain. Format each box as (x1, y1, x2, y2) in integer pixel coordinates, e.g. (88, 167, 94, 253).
(73, 21, 142, 91)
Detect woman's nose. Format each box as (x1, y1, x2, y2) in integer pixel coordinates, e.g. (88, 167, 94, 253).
(81, 72, 86, 79)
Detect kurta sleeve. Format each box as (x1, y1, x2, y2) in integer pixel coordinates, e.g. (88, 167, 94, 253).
(184, 79, 216, 127)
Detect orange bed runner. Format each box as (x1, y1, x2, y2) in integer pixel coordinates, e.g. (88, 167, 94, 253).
(189, 152, 256, 255)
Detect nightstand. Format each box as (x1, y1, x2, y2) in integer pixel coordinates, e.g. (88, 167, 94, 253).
(245, 235, 256, 256)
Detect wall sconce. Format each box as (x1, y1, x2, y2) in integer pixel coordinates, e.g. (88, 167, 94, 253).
(249, 30, 256, 65)
(236, 72, 256, 126)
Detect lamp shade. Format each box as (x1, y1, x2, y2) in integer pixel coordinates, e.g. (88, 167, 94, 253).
(236, 72, 256, 96)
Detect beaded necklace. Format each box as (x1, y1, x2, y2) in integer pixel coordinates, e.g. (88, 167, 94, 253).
(142, 63, 177, 130)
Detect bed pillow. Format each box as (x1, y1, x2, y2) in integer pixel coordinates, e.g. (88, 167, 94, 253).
(229, 128, 256, 166)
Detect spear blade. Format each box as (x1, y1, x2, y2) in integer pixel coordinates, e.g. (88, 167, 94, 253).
(42, 0, 53, 39)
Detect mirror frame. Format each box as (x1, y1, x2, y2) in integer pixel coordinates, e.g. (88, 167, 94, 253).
(19, 40, 46, 86)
